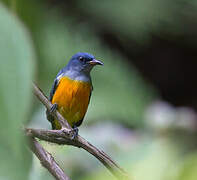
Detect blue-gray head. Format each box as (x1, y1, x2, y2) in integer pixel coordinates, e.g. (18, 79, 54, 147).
(66, 52, 103, 74)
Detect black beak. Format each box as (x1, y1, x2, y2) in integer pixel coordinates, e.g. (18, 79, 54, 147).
(88, 59, 104, 66)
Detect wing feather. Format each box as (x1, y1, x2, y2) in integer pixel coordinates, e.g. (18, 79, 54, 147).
(46, 74, 61, 126)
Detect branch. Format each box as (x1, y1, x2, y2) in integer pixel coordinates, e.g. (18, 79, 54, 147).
(29, 137, 71, 180)
(31, 83, 130, 180)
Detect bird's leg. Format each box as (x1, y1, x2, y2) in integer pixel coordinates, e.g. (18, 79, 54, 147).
(50, 103, 58, 114)
(70, 125, 78, 140)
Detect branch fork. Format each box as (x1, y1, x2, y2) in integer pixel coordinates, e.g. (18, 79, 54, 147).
(25, 83, 130, 180)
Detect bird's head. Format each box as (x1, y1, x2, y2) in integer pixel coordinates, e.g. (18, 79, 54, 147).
(67, 52, 103, 74)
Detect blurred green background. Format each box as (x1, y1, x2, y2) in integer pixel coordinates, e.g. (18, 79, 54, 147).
(1, 0, 197, 179)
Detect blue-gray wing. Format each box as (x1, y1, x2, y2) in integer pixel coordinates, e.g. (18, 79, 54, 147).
(49, 78, 58, 101)
(46, 69, 63, 125)
(49, 68, 65, 101)
(46, 78, 59, 125)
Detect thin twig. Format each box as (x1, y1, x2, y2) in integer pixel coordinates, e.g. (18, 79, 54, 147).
(31, 83, 130, 180)
(29, 137, 71, 180)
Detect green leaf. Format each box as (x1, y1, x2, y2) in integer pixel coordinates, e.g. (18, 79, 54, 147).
(0, 4, 35, 180)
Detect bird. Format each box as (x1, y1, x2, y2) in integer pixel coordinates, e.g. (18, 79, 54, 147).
(46, 52, 103, 138)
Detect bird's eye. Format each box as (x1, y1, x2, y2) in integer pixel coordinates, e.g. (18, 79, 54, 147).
(79, 57, 84, 61)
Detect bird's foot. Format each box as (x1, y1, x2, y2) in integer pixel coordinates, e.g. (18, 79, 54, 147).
(50, 103, 58, 114)
(70, 126, 78, 140)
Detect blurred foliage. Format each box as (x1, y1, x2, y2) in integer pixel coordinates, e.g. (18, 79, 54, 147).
(76, 0, 197, 45)
(0, 3, 35, 180)
(177, 153, 197, 180)
(1, 0, 197, 180)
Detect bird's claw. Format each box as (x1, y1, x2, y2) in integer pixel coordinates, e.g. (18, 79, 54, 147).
(70, 126, 78, 140)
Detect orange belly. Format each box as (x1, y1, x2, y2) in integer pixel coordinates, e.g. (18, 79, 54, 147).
(52, 76, 91, 128)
